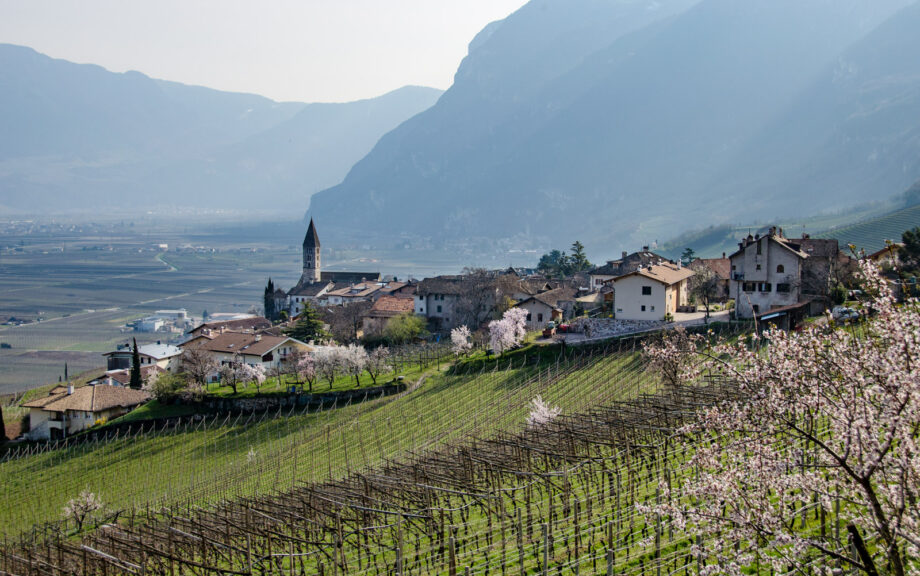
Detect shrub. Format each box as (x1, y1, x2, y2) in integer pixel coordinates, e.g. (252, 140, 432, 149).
(151, 373, 186, 403)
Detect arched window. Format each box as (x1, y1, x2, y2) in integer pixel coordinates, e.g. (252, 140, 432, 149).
(776, 264, 785, 273)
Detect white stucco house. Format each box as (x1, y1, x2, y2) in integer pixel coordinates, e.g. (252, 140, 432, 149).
(607, 263, 694, 321)
(514, 288, 578, 331)
(184, 332, 312, 376)
(728, 229, 809, 319)
(23, 384, 150, 440)
(103, 342, 183, 373)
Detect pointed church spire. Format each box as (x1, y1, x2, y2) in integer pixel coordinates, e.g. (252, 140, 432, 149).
(303, 218, 321, 249)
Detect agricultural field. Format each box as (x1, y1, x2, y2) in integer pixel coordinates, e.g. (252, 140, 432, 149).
(0, 216, 500, 395)
(817, 202, 920, 254)
(0, 340, 656, 537)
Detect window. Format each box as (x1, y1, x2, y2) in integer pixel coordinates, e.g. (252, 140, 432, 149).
(743, 282, 756, 293)
(776, 283, 791, 293)
(776, 264, 785, 273)
(753, 305, 760, 314)
(758, 283, 772, 293)
(537, 313, 543, 322)
(757, 239, 763, 255)
(731, 265, 736, 271)
(756, 264, 762, 271)
(650, 306, 655, 312)
(641, 305, 647, 312)
(526, 313, 532, 322)
(437, 305, 442, 313)
(642, 286, 652, 296)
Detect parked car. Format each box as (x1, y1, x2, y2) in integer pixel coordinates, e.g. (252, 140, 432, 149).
(832, 306, 860, 322)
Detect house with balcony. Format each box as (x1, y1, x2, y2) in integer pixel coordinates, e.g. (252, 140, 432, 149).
(183, 332, 312, 376)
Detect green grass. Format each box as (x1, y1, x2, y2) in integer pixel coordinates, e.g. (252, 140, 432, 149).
(0, 345, 656, 537)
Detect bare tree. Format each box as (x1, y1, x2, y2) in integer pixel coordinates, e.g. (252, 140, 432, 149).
(365, 346, 391, 385)
(181, 346, 218, 388)
(688, 265, 720, 322)
(455, 268, 500, 328)
(323, 301, 373, 343)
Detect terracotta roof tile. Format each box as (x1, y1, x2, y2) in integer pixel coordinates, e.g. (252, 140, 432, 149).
(24, 385, 149, 413)
(367, 296, 416, 318)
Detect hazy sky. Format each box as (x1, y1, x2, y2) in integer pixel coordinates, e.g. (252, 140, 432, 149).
(0, 0, 528, 103)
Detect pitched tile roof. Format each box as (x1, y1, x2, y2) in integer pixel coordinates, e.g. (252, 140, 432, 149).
(23, 385, 150, 413)
(188, 317, 272, 335)
(104, 365, 165, 385)
(591, 250, 670, 276)
(194, 333, 302, 357)
(321, 271, 381, 284)
(612, 262, 694, 286)
(366, 295, 416, 318)
(287, 281, 334, 298)
(690, 257, 731, 281)
(517, 287, 578, 310)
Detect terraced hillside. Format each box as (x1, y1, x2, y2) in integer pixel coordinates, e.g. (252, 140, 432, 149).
(818, 202, 920, 253)
(0, 339, 661, 536)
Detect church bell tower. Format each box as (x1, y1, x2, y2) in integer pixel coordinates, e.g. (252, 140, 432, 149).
(302, 219, 321, 283)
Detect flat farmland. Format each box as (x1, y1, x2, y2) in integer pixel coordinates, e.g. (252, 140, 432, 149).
(0, 217, 496, 395)
(0, 231, 303, 393)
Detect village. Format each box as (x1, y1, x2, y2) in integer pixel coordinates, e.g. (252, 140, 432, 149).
(15, 219, 902, 442)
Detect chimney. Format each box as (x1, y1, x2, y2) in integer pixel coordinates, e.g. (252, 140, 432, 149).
(642, 246, 650, 252)
(67, 385, 74, 395)
(722, 252, 726, 259)
(677, 260, 682, 269)
(254, 334, 262, 342)
(622, 251, 628, 259)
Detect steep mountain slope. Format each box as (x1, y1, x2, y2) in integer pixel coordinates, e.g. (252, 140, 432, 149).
(309, 0, 919, 250)
(0, 45, 442, 213)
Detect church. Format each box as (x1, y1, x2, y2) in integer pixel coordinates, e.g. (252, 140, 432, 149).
(286, 219, 381, 315)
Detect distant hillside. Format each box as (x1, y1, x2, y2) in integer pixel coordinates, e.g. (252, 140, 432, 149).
(660, 180, 920, 258)
(818, 203, 920, 254)
(309, 0, 920, 253)
(0, 44, 442, 214)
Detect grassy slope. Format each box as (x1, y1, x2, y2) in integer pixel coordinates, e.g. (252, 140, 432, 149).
(0, 344, 656, 536)
(660, 200, 920, 258)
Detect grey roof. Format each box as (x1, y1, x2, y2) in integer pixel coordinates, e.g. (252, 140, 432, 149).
(138, 343, 182, 360)
(416, 276, 467, 296)
(303, 219, 320, 248)
(321, 271, 381, 284)
(288, 281, 334, 298)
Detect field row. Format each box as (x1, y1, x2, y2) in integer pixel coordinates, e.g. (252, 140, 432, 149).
(0, 346, 655, 536)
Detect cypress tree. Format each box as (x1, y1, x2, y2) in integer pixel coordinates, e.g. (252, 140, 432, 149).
(263, 278, 277, 321)
(130, 338, 143, 389)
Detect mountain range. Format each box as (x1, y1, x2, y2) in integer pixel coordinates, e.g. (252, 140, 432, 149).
(308, 0, 920, 251)
(0, 44, 442, 214)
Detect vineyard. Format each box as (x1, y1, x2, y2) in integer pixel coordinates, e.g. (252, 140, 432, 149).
(0, 336, 665, 539)
(3, 321, 890, 575)
(818, 202, 920, 254)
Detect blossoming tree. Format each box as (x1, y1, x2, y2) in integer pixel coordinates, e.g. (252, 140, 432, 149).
(451, 325, 473, 356)
(647, 261, 919, 575)
(489, 308, 528, 355)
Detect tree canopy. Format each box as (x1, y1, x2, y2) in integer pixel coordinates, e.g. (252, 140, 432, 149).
(284, 301, 328, 343)
(536, 241, 593, 277)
